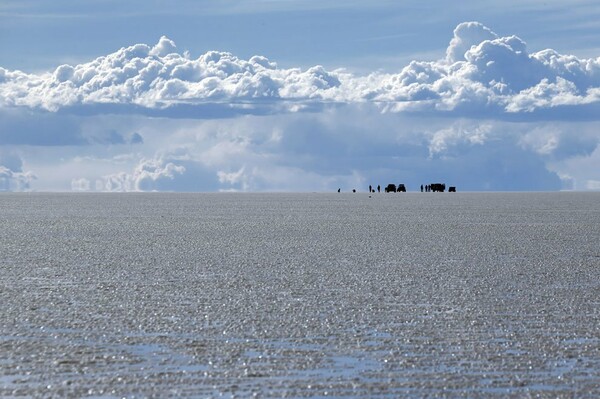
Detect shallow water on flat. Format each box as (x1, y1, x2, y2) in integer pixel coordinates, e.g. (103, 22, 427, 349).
(1, 192, 599, 397)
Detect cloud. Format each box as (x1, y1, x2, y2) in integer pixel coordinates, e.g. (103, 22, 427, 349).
(429, 123, 490, 157)
(517, 123, 599, 161)
(0, 150, 36, 191)
(2, 22, 600, 192)
(96, 155, 186, 192)
(0, 107, 145, 146)
(446, 21, 498, 64)
(60, 108, 581, 193)
(0, 42, 341, 118)
(149, 36, 178, 57)
(71, 177, 91, 191)
(2, 22, 600, 119)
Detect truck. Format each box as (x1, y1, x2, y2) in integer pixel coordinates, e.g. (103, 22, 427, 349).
(385, 183, 406, 192)
(430, 183, 446, 192)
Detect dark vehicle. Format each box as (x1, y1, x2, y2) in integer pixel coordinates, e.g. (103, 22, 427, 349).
(448, 186, 456, 192)
(430, 183, 446, 192)
(385, 184, 396, 193)
(397, 184, 406, 192)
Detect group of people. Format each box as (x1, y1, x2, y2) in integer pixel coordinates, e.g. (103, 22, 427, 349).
(337, 183, 449, 193)
(337, 185, 382, 193)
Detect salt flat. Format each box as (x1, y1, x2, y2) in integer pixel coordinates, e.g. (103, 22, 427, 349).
(1, 192, 599, 397)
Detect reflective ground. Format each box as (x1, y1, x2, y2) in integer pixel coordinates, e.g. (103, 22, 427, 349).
(1, 192, 599, 397)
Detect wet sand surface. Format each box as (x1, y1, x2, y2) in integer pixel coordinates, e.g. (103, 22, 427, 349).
(1, 192, 599, 398)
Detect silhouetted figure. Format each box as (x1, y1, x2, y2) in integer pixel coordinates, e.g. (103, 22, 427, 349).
(377, 185, 380, 193)
(420, 184, 423, 192)
(369, 185, 372, 193)
(337, 188, 340, 193)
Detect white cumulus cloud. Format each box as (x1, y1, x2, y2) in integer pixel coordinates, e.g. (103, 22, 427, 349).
(0, 150, 36, 191)
(2, 22, 600, 192)
(2, 22, 600, 119)
(97, 156, 186, 192)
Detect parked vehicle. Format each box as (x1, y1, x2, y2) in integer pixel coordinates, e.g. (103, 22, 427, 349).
(430, 183, 446, 192)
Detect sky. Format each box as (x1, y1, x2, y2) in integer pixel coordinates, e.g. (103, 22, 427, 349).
(2, 0, 600, 192)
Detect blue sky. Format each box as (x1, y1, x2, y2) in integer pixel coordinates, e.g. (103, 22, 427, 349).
(1, 0, 600, 191)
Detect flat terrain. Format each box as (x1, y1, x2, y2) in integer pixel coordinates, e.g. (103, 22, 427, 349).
(1, 192, 599, 397)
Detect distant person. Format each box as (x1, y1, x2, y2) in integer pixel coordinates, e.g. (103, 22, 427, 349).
(337, 188, 340, 193)
(369, 185, 372, 193)
(420, 184, 423, 192)
(377, 185, 380, 193)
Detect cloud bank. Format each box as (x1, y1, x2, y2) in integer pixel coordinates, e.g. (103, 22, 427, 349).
(2, 22, 600, 119)
(1, 22, 600, 192)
